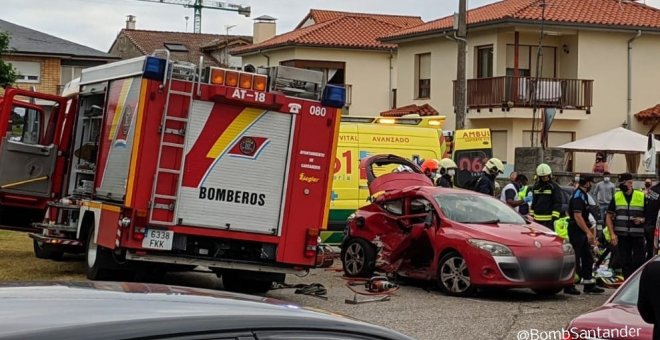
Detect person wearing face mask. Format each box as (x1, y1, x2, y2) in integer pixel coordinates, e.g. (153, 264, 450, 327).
(572, 173, 581, 188)
(436, 158, 457, 188)
(592, 172, 616, 226)
(501, 172, 525, 211)
(568, 175, 604, 294)
(644, 176, 660, 260)
(606, 173, 647, 279)
(420, 159, 440, 182)
(531, 163, 562, 230)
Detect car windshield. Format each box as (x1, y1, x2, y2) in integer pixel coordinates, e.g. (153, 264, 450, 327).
(434, 193, 527, 225)
(611, 269, 641, 305)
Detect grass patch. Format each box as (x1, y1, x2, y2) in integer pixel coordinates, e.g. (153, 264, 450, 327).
(0, 230, 85, 281)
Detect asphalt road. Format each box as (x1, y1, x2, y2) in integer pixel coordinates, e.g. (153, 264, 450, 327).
(161, 265, 612, 340)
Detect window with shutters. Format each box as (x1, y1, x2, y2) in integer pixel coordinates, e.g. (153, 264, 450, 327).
(11, 61, 41, 83)
(415, 53, 431, 99)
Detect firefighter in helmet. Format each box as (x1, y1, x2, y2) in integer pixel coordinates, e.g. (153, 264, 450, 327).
(531, 163, 562, 231)
(437, 158, 457, 188)
(421, 159, 440, 182)
(475, 157, 504, 196)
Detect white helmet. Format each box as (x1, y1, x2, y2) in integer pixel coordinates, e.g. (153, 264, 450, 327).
(485, 158, 504, 175)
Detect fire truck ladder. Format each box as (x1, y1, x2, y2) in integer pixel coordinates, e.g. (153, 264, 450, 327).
(148, 60, 197, 225)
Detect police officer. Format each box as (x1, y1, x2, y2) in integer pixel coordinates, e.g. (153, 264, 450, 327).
(568, 175, 604, 294)
(437, 158, 457, 188)
(531, 163, 562, 230)
(606, 173, 647, 279)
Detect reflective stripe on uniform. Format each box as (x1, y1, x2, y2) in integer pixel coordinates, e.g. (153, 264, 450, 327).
(534, 215, 553, 221)
(533, 190, 553, 195)
(613, 190, 645, 236)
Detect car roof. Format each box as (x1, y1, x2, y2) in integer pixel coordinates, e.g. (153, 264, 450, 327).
(0, 282, 410, 340)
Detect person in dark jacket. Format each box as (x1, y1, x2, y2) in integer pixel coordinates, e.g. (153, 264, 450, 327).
(475, 158, 504, 196)
(607, 173, 647, 279)
(436, 158, 458, 188)
(531, 163, 562, 231)
(645, 175, 660, 260)
(638, 260, 660, 340)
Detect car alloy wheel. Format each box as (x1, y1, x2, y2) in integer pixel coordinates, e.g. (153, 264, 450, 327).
(341, 238, 376, 278)
(345, 242, 365, 275)
(437, 252, 475, 297)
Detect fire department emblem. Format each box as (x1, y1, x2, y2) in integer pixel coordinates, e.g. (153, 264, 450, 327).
(534, 240, 542, 249)
(228, 136, 270, 160)
(239, 137, 256, 155)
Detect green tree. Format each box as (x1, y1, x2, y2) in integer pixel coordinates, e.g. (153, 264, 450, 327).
(0, 32, 17, 88)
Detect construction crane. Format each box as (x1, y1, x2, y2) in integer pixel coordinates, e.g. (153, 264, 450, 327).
(135, 0, 250, 33)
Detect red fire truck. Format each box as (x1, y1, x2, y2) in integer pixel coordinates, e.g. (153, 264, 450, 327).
(0, 52, 344, 292)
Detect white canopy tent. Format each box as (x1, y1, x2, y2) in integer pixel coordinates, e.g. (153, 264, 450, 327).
(558, 127, 659, 173)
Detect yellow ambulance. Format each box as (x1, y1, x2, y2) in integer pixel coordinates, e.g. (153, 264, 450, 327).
(324, 115, 447, 243)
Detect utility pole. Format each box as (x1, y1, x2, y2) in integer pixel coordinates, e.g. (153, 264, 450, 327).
(224, 24, 236, 67)
(455, 0, 467, 130)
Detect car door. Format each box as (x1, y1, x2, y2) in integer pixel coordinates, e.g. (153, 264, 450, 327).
(0, 89, 70, 199)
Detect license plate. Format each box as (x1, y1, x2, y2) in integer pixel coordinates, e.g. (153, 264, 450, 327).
(528, 259, 557, 270)
(142, 229, 174, 250)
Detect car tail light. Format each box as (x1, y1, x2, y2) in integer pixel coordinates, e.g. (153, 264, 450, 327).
(133, 226, 146, 241)
(304, 228, 319, 258)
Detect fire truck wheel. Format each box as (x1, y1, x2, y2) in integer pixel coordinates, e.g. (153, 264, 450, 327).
(436, 251, 475, 297)
(33, 240, 64, 261)
(341, 238, 376, 278)
(85, 228, 113, 280)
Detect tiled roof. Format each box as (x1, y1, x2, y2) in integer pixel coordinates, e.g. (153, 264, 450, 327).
(383, 0, 660, 41)
(232, 10, 423, 55)
(635, 104, 660, 122)
(114, 29, 252, 65)
(297, 9, 424, 29)
(0, 19, 114, 59)
(380, 104, 439, 117)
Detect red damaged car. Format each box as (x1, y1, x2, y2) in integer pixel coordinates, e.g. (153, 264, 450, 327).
(341, 155, 575, 297)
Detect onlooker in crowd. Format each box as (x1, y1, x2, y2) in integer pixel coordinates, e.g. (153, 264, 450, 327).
(592, 172, 616, 225)
(592, 152, 609, 174)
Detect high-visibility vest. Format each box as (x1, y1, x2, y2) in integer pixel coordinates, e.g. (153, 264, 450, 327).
(518, 186, 529, 201)
(613, 190, 645, 237)
(554, 216, 569, 240)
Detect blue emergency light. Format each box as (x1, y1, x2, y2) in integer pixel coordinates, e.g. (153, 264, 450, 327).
(143, 56, 167, 81)
(321, 84, 346, 108)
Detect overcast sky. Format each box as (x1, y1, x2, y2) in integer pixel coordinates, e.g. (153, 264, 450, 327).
(3, 0, 660, 52)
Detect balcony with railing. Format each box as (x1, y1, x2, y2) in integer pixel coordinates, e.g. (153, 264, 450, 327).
(454, 76, 593, 113)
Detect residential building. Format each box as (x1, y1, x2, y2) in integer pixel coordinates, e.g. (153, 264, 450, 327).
(109, 16, 252, 68)
(0, 19, 115, 95)
(231, 10, 424, 115)
(382, 0, 660, 171)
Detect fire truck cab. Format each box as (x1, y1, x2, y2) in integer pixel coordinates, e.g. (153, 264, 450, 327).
(0, 53, 344, 292)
